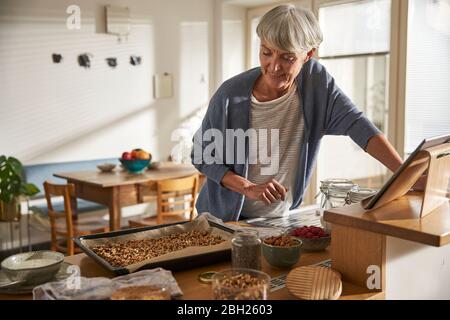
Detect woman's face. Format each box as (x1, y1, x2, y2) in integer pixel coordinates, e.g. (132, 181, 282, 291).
(259, 40, 311, 91)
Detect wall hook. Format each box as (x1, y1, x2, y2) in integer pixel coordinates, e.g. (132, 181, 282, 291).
(130, 55, 141, 66)
(52, 54, 63, 63)
(78, 53, 93, 68)
(106, 57, 118, 68)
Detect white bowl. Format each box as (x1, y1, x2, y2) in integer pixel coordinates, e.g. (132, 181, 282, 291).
(1, 251, 64, 285)
(97, 163, 116, 172)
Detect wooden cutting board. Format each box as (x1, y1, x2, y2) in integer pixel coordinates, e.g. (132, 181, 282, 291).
(286, 266, 342, 300)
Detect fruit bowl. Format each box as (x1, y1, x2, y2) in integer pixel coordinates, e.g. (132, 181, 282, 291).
(289, 226, 331, 252)
(119, 158, 150, 174)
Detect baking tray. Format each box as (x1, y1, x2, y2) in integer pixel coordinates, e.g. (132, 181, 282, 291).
(73, 220, 234, 275)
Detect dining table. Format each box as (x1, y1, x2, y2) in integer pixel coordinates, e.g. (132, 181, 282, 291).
(53, 162, 199, 231)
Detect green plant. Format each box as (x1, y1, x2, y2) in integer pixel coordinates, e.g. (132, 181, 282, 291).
(0, 155, 40, 203)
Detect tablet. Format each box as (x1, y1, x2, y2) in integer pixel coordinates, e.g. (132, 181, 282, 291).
(363, 133, 450, 210)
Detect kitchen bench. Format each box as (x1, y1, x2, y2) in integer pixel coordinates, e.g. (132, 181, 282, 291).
(0, 246, 383, 300)
(324, 191, 450, 299)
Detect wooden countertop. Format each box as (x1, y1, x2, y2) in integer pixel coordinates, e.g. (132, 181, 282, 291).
(0, 250, 383, 300)
(324, 192, 450, 247)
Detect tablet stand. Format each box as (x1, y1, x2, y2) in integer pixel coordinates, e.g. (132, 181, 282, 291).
(420, 143, 450, 217)
(366, 143, 450, 217)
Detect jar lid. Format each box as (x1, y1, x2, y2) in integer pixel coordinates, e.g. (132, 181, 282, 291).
(320, 178, 353, 189)
(232, 229, 261, 246)
(232, 228, 260, 239)
(348, 188, 377, 202)
(198, 271, 217, 284)
(328, 182, 357, 197)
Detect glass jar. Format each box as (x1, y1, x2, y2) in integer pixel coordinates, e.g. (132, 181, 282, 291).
(231, 229, 261, 270)
(317, 179, 354, 212)
(327, 182, 358, 208)
(347, 188, 378, 205)
(319, 181, 357, 232)
(212, 268, 270, 300)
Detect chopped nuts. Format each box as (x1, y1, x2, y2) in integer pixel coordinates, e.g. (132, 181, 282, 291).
(263, 235, 299, 247)
(91, 230, 225, 267)
(213, 273, 267, 300)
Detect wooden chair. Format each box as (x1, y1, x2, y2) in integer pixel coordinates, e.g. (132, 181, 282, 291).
(129, 174, 199, 227)
(43, 181, 109, 255)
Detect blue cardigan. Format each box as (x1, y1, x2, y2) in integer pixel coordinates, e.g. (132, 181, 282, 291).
(191, 59, 380, 221)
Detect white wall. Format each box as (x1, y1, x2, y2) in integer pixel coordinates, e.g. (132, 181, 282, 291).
(0, 0, 215, 165)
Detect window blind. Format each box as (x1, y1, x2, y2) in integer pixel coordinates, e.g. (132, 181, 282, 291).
(404, 0, 450, 153)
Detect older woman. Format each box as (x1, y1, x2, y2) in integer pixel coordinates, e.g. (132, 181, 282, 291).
(191, 4, 406, 221)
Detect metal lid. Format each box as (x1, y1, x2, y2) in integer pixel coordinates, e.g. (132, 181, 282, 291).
(348, 188, 377, 203)
(320, 178, 353, 189)
(328, 182, 357, 197)
(198, 271, 217, 284)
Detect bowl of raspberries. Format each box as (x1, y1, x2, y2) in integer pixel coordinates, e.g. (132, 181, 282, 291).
(289, 226, 331, 252)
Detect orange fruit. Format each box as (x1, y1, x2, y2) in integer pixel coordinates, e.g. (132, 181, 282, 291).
(136, 150, 150, 160)
(130, 150, 139, 159)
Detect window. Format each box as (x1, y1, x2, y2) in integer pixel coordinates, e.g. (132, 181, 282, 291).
(317, 0, 392, 190)
(404, 0, 450, 154)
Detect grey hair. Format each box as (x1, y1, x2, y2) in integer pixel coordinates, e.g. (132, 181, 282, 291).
(256, 4, 323, 53)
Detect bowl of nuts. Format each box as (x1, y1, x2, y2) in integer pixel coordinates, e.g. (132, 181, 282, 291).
(262, 235, 303, 268)
(212, 268, 270, 300)
(290, 226, 331, 252)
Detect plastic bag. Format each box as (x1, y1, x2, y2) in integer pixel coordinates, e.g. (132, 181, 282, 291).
(33, 268, 183, 300)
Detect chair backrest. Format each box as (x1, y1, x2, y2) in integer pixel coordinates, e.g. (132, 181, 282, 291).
(43, 181, 75, 238)
(156, 174, 199, 224)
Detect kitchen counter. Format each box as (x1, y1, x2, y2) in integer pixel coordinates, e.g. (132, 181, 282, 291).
(325, 192, 450, 246)
(0, 248, 383, 300)
(324, 192, 450, 299)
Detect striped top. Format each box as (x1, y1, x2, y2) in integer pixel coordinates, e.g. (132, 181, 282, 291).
(242, 82, 305, 218)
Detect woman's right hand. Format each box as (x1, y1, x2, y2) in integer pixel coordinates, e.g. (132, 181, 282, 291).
(243, 179, 288, 205)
